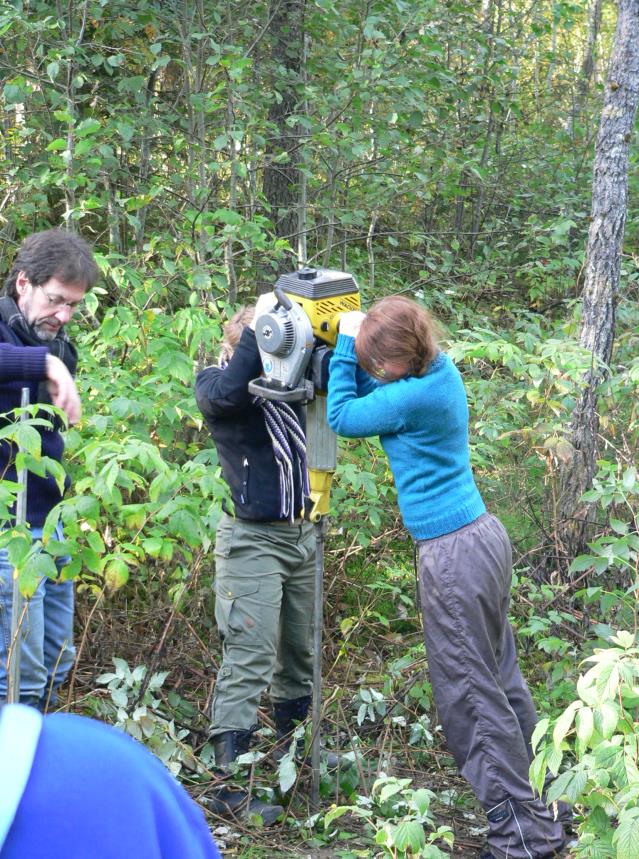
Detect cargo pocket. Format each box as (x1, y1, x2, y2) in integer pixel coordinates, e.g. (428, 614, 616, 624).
(214, 580, 260, 641)
(214, 520, 236, 560)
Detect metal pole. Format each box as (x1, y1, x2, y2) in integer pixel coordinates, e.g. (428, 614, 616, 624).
(310, 516, 326, 810)
(7, 387, 30, 704)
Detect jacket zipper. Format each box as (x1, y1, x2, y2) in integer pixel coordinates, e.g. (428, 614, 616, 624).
(240, 457, 249, 504)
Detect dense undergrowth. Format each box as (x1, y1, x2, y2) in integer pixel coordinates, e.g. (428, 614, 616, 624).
(4, 265, 637, 857)
(2, 1, 639, 855)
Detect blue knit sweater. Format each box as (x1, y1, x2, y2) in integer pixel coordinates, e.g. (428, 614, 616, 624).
(327, 334, 485, 540)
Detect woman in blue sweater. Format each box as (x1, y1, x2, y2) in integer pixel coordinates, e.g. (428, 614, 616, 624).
(327, 296, 567, 859)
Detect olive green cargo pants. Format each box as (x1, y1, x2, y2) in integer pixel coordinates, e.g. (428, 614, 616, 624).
(211, 514, 315, 736)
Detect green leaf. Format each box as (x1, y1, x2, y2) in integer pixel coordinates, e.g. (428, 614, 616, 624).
(613, 807, 639, 859)
(86, 531, 105, 553)
(277, 755, 297, 793)
(569, 554, 596, 573)
(142, 537, 163, 558)
(324, 805, 351, 828)
(393, 820, 426, 852)
(530, 718, 549, 753)
(104, 558, 129, 591)
(546, 768, 587, 804)
(595, 702, 619, 739)
(167, 510, 201, 547)
(116, 123, 135, 143)
(46, 138, 68, 152)
(72, 495, 100, 520)
(111, 688, 129, 708)
(19, 550, 58, 597)
(529, 751, 548, 796)
(212, 208, 242, 225)
(14, 423, 43, 456)
(75, 138, 95, 156)
(3, 83, 23, 104)
(378, 780, 403, 802)
(76, 118, 101, 138)
(610, 518, 629, 535)
(575, 707, 594, 751)
(410, 788, 433, 816)
(553, 701, 580, 750)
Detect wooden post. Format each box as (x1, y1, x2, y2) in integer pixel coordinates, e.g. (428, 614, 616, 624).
(7, 387, 30, 704)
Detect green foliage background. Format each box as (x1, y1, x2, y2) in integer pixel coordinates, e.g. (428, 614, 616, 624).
(1, 1, 639, 856)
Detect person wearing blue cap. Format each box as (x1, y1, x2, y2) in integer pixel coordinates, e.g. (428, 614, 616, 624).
(0, 704, 221, 859)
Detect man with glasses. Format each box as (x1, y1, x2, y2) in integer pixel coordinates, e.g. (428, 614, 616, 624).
(0, 229, 99, 709)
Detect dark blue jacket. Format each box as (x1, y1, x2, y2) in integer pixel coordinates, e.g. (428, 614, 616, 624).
(195, 327, 307, 522)
(0, 322, 69, 527)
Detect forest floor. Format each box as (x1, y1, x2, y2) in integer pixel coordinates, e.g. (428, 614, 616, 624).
(66, 530, 575, 859)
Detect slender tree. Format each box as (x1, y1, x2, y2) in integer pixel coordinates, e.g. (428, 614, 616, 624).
(557, 0, 639, 561)
(261, 0, 305, 275)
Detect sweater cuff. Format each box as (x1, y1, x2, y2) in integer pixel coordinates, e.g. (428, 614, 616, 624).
(334, 334, 358, 361)
(0, 345, 48, 381)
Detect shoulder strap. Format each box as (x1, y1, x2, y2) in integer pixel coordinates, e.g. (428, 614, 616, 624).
(0, 704, 43, 850)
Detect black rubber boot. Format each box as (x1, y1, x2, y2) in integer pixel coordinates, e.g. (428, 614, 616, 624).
(212, 728, 253, 767)
(206, 730, 283, 826)
(272, 695, 311, 761)
(205, 786, 283, 826)
(272, 696, 351, 769)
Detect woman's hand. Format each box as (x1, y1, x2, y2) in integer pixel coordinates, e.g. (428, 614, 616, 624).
(338, 311, 366, 338)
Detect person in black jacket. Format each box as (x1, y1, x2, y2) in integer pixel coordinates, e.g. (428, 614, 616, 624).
(0, 229, 99, 709)
(195, 301, 315, 823)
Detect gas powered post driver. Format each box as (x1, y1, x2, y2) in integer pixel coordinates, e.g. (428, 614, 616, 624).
(248, 267, 360, 807)
(248, 267, 361, 521)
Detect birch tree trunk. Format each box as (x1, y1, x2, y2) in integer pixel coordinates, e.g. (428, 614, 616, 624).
(557, 0, 639, 563)
(61, 0, 90, 229)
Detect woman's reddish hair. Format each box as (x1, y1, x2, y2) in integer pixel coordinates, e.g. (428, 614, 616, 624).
(355, 295, 439, 379)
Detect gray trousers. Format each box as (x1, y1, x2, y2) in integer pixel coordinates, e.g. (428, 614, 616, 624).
(211, 514, 315, 736)
(417, 513, 566, 859)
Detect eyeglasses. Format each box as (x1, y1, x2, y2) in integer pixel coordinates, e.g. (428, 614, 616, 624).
(36, 285, 85, 312)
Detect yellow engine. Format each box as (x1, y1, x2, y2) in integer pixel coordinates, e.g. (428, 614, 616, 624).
(274, 268, 361, 346)
(250, 268, 360, 521)
(279, 268, 360, 520)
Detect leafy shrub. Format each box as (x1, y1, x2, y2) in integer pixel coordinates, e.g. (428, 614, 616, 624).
(324, 775, 454, 858)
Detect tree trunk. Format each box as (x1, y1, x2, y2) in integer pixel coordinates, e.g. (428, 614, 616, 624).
(224, 84, 238, 303)
(579, 0, 604, 97)
(261, 0, 305, 275)
(572, 0, 603, 132)
(61, 0, 90, 229)
(557, 0, 639, 563)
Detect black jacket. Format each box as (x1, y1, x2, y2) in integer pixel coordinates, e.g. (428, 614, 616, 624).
(195, 327, 307, 522)
(0, 322, 70, 527)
